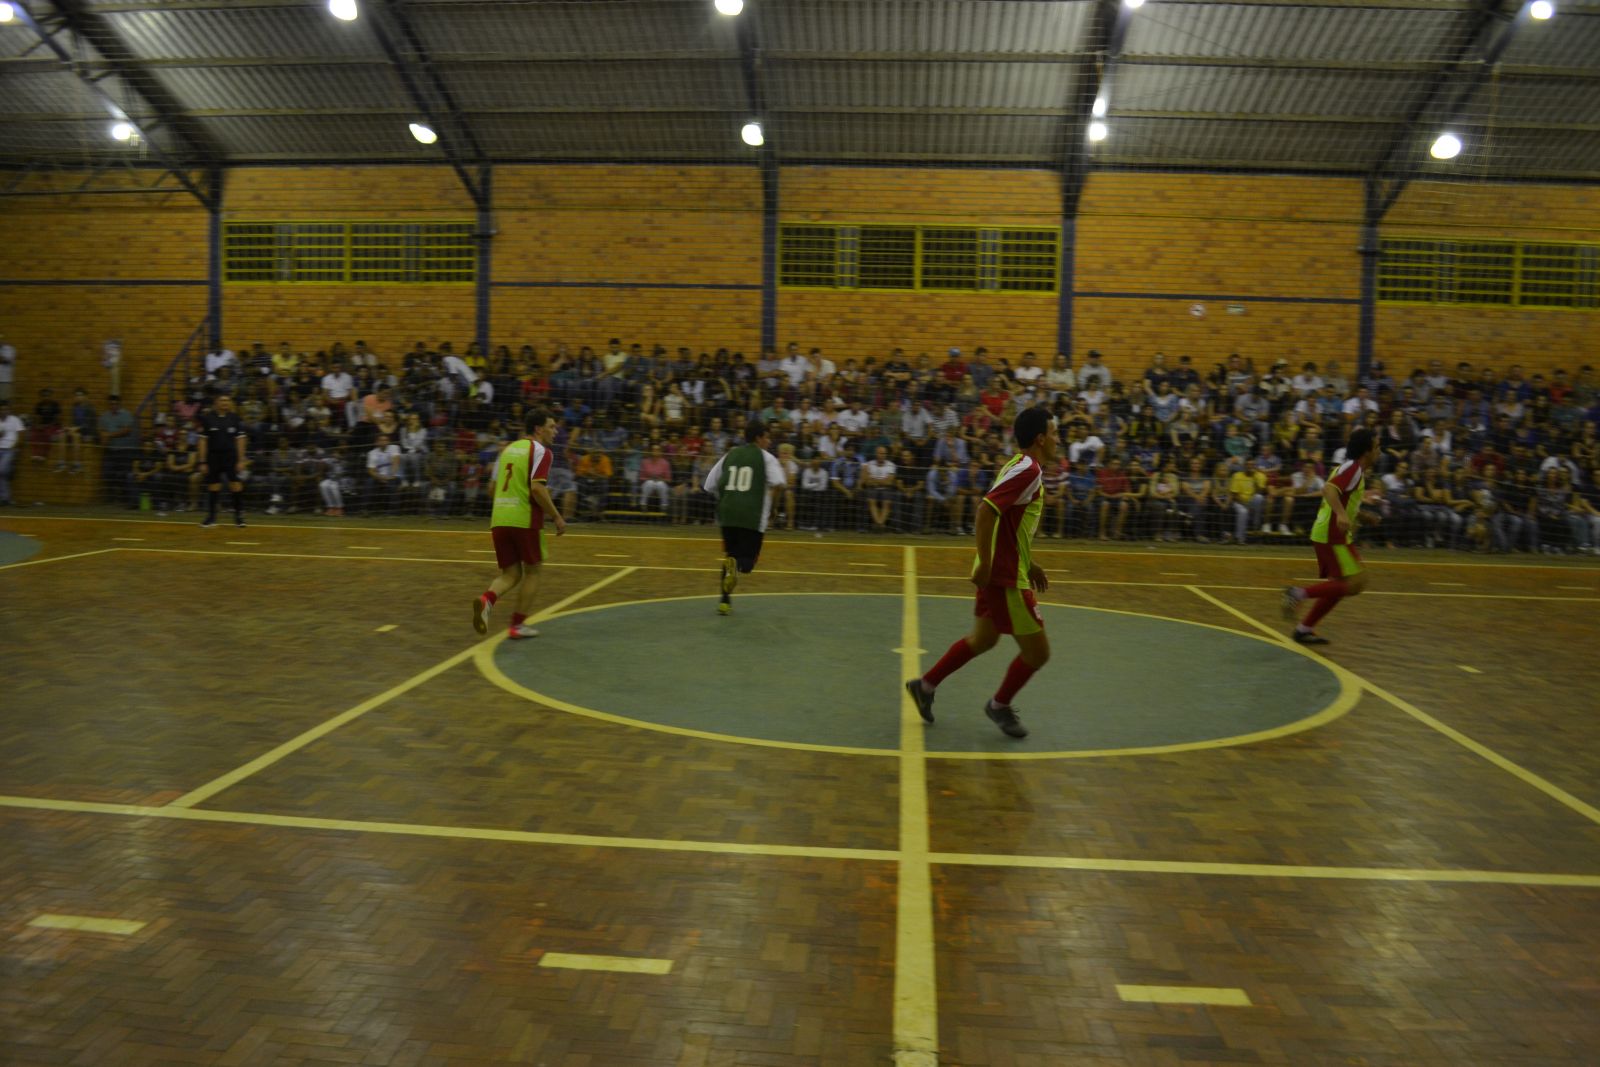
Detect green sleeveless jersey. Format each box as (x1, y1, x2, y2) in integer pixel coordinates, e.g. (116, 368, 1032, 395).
(715, 444, 769, 531)
(490, 438, 551, 528)
(1310, 458, 1364, 545)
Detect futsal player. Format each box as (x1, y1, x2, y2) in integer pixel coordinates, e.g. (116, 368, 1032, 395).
(1282, 426, 1380, 645)
(473, 409, 566, 640)
(197, 392, 248, 528)
(905, 406, 1055, 739)
(702, 419, 787, 615)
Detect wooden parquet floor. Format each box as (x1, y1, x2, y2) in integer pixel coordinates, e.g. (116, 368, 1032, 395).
(2, 512, 1598, 1065)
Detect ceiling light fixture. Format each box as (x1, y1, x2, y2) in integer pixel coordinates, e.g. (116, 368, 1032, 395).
(1092, 96, 1108, 118)
(409, 122, 438, 145)
(714, 0, 744, 14)
(1529, 0, 1553, 19)
(328, 0, 358, 21)
(1430, 133, 1462, 160)
(110, 121, 135, 142)
(1124, 0, 1146, 9)
(740, 121, 764, 146)
(1087, 121, 1108, 142)
(0, 3, 16, 24)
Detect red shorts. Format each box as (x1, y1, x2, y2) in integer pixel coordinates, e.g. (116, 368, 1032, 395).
(1313, 541, 1362, 580)
(973, 584, 1044, 636)
(490, 525, 546, 569)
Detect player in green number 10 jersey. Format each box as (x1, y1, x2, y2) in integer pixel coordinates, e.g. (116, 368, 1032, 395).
(703, 419, 787, 615)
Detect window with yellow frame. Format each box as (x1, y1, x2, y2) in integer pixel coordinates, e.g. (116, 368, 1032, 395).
(779, 224, 1058, 293)
(223, 222, 475, 283)
(1378, 237, 1599, 309)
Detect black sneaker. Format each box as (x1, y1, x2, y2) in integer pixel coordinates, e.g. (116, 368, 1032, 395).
(1292, 630, 1330, 646)
(904, 679, 935, 724)
(1281, 586, 1301, 622)
(985, 701, 1029, 738)
(200, 517, 217, 528)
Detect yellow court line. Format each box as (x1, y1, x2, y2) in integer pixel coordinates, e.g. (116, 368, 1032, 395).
(1459, 665, 1482, 674)
(375, 624, 398, 633)
(931, 849, 1600, 887)
(5, 793, 1597, 887)
(1117, 985, 1252, 1007)
(112, 537, 145, 542)
(29, 914, 146, 936)
(346, 545, 384, 550)
(0, 793, 897, 863)
(539, 952, 672, 975)
(0, 546, 119, 571)
(1186, 585, 1600, 830)
(167, 567, 638, 809)
(894, 546, 938, 1067)
(13, 512, 1600, 571)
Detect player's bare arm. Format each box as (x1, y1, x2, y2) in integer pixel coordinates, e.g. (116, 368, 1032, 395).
(1028, 563, 1048, 592)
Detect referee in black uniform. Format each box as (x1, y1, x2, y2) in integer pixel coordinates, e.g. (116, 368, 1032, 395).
(197, 392, 249, 528)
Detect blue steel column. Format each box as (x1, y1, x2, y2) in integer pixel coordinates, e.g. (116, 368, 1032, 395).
(1358, 178, 1381, 378)
(476, 165, 492, 359)
(1056, 218, 1076, 360)
(207, 166, 223, 351)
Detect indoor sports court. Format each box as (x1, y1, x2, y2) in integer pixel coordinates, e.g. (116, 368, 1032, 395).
(4, 0, 1600, 1063)
(4, 516, 1598, 1064)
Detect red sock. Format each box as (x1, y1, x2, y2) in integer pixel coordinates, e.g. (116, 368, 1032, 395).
(1302, 592, 1344, 629)
(993, 656, 1039, 707)
(510, 612, 527, 626)
(1299, 578, 1347, 600)
(481, 590, 498, 606)
(923, 637, 981, 689)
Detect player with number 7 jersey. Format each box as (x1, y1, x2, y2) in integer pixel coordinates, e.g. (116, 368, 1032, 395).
(703, 419, 787, 615)
(473, 410, 566, 640)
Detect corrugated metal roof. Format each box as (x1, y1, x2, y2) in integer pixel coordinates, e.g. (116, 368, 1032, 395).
(0, 0, 1596, 179)
(760, 0, 1091, 56)
(1125, 3, 1466, 66)
(766, 60, 1077, 111)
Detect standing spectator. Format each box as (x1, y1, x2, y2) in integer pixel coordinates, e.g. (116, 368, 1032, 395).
(97, 394, 138, 506)
(0, 401, 23, 506)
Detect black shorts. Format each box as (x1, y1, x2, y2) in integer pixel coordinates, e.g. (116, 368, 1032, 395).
(206, 461, 239, 484)
(721, 526, 764, 573)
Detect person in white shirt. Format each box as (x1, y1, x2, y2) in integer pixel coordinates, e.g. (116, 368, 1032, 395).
(807, 348, 836, 381)
(1012, 352, 1045, 394)
(1342, 386, 1379, 419)
(1045, 354, 1076, 400)
(0, 400, 26, 505)
(0, 341, 16, 404)
(836, 403, 871, 434)
(816, 426, 846, 459)
(1077, 386, 1106, 415)
(1291, 361, 1324, 397)
(861, 445, 898, 532)
(321, 366, 354, 402)
(901, 401, 934, 441)
(1077, 350, 1113, 392)
(1066, 427, 1105, 467)
(780, 350, 811, 387)
(204, 347, 237, 379)
(798, 457, 831, 529)
(365, 433, 402, 514)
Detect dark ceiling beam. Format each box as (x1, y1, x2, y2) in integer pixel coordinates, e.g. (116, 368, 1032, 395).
(1061, 0, 1122, 218)
(7, 0, 218, 208)
(362, 0, 488, 207)
(733, 1, 778, 353)
(1369, 0, 1532, 217)
(377, 0, 485, 162)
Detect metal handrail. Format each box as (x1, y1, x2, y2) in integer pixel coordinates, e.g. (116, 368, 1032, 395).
(133, 317, 208, 433)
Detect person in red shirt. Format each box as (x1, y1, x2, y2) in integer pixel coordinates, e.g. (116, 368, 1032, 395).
(905, 407, 1056, 740)
(1095, 457, 1139, 540)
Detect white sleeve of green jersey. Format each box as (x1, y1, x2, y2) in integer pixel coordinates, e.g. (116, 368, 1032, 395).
(764, 449, 786, 488)
(703, 454, 726, 496)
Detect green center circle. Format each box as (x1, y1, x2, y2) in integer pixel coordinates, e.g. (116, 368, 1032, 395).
(486, 593, 1351, 758)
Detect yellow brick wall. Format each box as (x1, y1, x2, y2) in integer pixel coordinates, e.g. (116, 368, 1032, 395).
(222, 166, 476, 356)
(0, 173, 207, 403)
(1377, 181, 1600, 378)
(495, 288, 761, 356)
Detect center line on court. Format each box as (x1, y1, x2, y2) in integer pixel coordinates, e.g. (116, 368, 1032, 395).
(112, 537, 145, 542)
(851, 562, 887, 567)
(894, 546, 937, 1065)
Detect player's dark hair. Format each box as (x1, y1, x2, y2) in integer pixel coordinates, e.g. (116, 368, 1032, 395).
(1013, 406, 1052, 449)
(1346, 427, 1376, 460)
(744, 419, 767, 442)
(524, 409, 554, 435)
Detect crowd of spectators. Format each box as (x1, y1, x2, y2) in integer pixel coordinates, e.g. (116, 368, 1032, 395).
(9, 336, 1600, 555)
